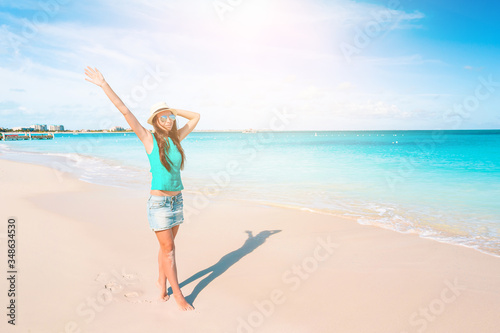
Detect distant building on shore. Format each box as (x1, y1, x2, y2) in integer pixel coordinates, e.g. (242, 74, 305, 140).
(110, 126, 125, 132)
(49, 125, 64, 131)
(12, 127, 32, 131)
(31, 124, 47, 131)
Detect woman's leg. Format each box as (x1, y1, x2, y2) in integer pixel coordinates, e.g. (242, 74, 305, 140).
(155, 227, 194, 311)
(156, 224, 180, 301)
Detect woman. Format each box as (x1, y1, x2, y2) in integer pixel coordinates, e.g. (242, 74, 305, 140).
(84, 66, 200, 311)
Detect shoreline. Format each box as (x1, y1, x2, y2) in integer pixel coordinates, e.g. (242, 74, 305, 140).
(219, 196, 500, 259)
(1, 145, 499, 259)
(1, 158, 500, 332)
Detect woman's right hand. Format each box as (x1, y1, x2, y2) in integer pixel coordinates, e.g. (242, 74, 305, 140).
(84, 66, 106, 87)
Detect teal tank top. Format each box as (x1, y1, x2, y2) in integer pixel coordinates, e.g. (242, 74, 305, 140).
(146, 133, 184, 191)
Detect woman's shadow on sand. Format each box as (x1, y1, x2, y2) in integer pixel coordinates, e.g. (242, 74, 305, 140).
(168, 229, 281, 304)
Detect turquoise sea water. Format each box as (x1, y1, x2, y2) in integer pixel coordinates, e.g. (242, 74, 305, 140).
(1, 130, 499, 257)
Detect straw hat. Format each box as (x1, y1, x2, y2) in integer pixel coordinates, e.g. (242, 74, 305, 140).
(147, 102, 178, 125)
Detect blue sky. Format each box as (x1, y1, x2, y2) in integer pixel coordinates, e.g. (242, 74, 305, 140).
(1, 0, 499, 130)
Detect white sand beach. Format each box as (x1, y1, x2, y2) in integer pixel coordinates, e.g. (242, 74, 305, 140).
(1, 158, 500, 333)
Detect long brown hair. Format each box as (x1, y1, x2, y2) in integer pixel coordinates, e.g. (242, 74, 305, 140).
(151, 113, 186, 172)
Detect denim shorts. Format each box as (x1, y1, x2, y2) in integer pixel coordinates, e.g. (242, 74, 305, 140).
(147, 193, 184, 231)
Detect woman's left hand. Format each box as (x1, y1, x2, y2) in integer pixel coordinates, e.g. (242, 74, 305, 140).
(84, 66, 106, 87)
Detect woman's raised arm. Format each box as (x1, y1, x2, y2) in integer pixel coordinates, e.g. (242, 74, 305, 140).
(176, 109, 201, 142)
(84, 66, 150, 142)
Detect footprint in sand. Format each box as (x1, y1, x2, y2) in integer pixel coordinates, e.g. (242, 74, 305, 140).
(122, 273, 139, 281)
(104, 281, 123, 293)
(123, 291, 152, 304)
(124, 291, 139, 298)
(94, 272, 108, 282)
(95, 272, 156, 304)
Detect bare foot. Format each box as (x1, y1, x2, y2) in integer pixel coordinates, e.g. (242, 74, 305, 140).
(156, 279, 169, 302)
(172, 292, 194, 311)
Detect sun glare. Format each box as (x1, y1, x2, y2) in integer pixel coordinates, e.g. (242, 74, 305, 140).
(223, 0, 277, 40)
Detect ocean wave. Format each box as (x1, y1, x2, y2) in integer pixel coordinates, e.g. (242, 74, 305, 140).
(214, 194, 500, 258)
(0, 145, 150, 190)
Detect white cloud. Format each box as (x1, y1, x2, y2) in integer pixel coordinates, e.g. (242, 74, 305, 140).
(337, 81, 355, 90)
(356, 54, 445, 66)
(298, 86, 325, 100)
(463, 65, 484, 71)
